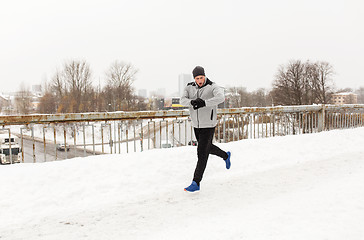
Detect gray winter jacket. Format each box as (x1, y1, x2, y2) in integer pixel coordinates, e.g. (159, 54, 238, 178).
(180, 78, 225, 128)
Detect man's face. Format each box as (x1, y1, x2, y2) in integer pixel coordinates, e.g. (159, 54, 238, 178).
(195, 75, 205, 87)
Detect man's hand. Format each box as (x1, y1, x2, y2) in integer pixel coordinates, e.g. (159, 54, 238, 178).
(190, 98, 206, 110)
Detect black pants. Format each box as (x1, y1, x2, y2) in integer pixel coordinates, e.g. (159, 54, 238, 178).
(193, 127, 228, 185)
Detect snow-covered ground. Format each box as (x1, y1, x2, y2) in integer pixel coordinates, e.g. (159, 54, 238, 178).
(1, 128, 363, 240)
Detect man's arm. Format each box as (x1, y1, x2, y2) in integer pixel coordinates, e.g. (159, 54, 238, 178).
(180, 86, 192, 107)
(205, 84, 225, 107)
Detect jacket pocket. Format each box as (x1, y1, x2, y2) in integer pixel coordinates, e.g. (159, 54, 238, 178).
(210, 109, 214, 120)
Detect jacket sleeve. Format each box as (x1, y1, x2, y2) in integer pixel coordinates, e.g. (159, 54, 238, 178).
(205, 84, 225, 107)
(180, 86, 192, 107)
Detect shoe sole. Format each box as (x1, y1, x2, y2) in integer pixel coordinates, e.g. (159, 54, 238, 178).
(184, 188, 199, 192)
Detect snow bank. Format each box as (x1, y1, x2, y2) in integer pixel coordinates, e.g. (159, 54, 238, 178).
(1, 128, 364, 239)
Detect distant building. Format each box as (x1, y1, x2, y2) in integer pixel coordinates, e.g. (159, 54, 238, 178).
(138, 89, 147, 98)
(156, 88, 166, 98)
(178, 74, 193, 97)
(331, 92, 358, 104)
(32, 84, 42, 94)
(0, 95, 8, 111)
(0, 93, 14, 115)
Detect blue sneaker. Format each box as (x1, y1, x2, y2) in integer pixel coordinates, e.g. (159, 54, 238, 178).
(184, 181, 200, 192)
(225, 151, 231, 169)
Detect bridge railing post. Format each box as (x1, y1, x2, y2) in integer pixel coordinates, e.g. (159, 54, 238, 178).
(317, 105, 326, 132)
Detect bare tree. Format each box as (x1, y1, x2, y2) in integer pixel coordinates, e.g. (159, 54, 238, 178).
(226, 87, 242, 108)
(237, 87, 253, 107)
(51, 69, 65, 99)
(302, 62, 316, 104)
(312, 61, 334, 104)
(104, 61, 138, 111)
(49, 60, 94, 113)
(226, 87, 271, 107)
(38, 92, 57, 113)
(63, 60, 93, 112)
(272, 60, 335, 105)
(45, 59, 139, 113)
(346, 94, 356, 104)
(251, 88, 270, 107)
(355, 87, 364, 104)
(272, 60, 306, 105)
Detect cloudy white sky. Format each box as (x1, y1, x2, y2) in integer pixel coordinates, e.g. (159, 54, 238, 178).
(1, 0, 363, 95)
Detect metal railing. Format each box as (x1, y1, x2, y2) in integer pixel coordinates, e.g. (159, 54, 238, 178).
(0, 104, 363, 164)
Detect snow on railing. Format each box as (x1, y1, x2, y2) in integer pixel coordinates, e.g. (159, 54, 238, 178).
(0, 104, 363, 164)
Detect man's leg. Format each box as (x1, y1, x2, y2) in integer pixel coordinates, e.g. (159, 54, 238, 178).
(206, 128, 228, 160)
(210, 144, 229, 160)
(192, 128, 215, 185)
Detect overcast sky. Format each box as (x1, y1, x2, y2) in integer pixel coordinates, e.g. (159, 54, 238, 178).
(1, 0, 363, 95)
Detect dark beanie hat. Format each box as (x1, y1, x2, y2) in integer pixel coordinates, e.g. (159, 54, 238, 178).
(192, 66, 205, 78)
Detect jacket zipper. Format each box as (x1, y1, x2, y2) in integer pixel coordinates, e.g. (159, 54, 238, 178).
(197, 89, 200, 128)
